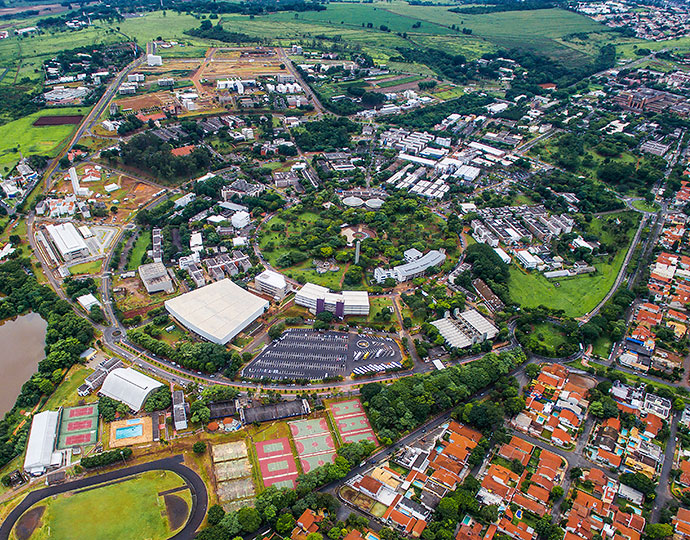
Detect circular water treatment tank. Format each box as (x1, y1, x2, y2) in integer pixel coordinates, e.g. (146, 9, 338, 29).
(365, 198, 384, 210)
(342, 196, 364, 207)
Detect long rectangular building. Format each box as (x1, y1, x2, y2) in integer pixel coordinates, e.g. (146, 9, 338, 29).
(374, 250, 446, 283)
(294, 282, 369, 317)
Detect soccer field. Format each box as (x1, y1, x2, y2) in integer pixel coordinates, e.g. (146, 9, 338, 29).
(16, 471, 188, 540)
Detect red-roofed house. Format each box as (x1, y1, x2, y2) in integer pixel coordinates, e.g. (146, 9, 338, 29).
(551, 428, 572, 447)
(171, 145, 195, 157)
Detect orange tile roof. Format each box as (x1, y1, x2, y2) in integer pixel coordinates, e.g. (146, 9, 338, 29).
(527, 483, 550, 503)
(596, 448, 622, 468)
(411, 518, 427, 537)
(512, 492, 547, 517)
(171, 144, 195, 157)
(551, 428, 572, 445)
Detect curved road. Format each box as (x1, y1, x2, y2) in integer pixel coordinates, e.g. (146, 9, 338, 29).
(0, 455, 207, 540)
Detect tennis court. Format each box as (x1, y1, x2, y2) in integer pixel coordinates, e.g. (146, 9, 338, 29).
(68, 405, 95, 418)
(294, 433, 335, 455)
(330, 399, 364, 418)
(336, 414, 372, 433)
(289, 418, 329, 438)
(64, 433, 95, 446)
(66, 419, 94, 432)
(57, 404, 99, 449)
(217, 478, 255, 501)
(300, 452, 336, 472)
(255, 438, 291, 460)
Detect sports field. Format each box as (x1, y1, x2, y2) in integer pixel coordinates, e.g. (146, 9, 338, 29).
(289, 418, 329, 438)
(289, 418, 337, 472)
(15, 470, 188, 540)
(211, 439, 255, 511)
(57, 404, 99, 449)
(329, 399, 378, 446)
(254, 437, 299, 488)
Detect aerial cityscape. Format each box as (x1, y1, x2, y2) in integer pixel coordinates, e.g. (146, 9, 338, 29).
(0, 0, 687, 539)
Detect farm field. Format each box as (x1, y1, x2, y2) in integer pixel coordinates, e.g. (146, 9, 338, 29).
(0, 107, 89, 172)
(14, 470, 189, 540)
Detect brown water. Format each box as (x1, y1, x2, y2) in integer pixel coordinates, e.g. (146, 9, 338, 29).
(0, 312, 47, 415)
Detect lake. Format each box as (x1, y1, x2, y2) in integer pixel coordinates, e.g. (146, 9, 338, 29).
(0, 312, 47, 415)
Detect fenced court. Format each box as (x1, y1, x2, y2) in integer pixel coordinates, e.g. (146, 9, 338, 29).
(300, 452, 336, 472)
(215, 459, 252, 481)
(57, 404, 99, 449)
(217, 477, 255, 502)
(212, 441, 248, 463)
(328, 399, 377, 446)
(255, 438, 291, 460)
(330, 400, 364, 418)
(289, 418, 329, 438)
(254, 437, 299, 489)
(335, 414, 372, 433)
(294, 433, 335, 455)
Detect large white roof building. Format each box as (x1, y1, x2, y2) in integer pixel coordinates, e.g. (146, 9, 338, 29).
(23, 410, 60, 475)
(374, 250, 446, 283)
(255, 269, 288, 299)
(100, 368, 163, 412)
(46, 222, 90, 262)
(165, 279, 269, 344)
(295, 282, 369, 317)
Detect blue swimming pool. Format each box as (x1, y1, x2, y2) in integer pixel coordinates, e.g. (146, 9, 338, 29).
(366, 532, 379, 540)
(115, 424, 143, 439)
(461, 515, 472, 526)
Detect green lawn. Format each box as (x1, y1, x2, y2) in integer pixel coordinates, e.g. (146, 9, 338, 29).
(69, 260, 103, 276)
(41, 366, 91, 411)
(0, 107, 90, 173)
(631, 199, 660, 213)
(20, 470, 188, 540)
(529, 322, 567, 352)
(127, 230, 152, 271)
(591, 336, 612, 359)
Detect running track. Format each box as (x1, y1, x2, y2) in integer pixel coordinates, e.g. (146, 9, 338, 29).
(0, 455, 207, 540)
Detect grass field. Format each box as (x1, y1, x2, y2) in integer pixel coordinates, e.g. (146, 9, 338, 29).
(0, 107, 89, 172)
(127, 230, 152, 271)
(20, 470, 187, 540)
(41, 366, 91, 411)
(631, 199, 660, 213)
(69, 260, 103, 276)
(527, 322, 568, 356)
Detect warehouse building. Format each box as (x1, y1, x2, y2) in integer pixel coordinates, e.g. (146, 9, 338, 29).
(46, 223, 90, 262)
(255, 269, 288, 299)
(374, 250, 446, 283)
(164, 279, 269, 344)
(430, 309, 498, 349)
(23, 410, 60, 476)
(77, 293, 102, 312)
(100, 368, 163, 412)
(295, 282, 369, 317)
(138, 262, 174, 294)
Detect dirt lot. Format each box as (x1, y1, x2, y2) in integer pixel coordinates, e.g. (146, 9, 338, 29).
(34, 115, 83, 126)
(115, 91, 179, 113)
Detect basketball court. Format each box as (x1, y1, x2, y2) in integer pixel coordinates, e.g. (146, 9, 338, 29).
(335, 414, 372, 433)
(57, 404, 99, 449)
(289, 418, 329, 438)
(300, 452, 336, 472)
(294, 433, 335, 455)
(330, 400, 364, 418)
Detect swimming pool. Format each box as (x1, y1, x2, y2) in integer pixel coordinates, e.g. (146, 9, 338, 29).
(366, 532, 379, 540)
(461, 515, 472, 526)
(115, 424, 143, 440)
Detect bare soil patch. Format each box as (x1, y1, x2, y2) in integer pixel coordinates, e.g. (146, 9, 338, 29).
(14, 506, 45, 540)
(164, 494, 189, 530)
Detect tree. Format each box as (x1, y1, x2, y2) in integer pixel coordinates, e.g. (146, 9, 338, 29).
(237, 507, 262, 533)
(534, 518, 564, 540)
(276, 513, 296, 534)
(268, 323, 285, 341)
(193, 441, 206, 454)
(644, 523, 673, 540)
(550, 486, 564, 501)
(343, 266, 363, 285)
(207, 504, 226, 526)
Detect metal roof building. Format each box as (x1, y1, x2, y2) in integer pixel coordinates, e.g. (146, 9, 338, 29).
(430, 309, 498, 349)
(23, 410, 60, 475)
(164, 279, 269, 344)
(100, 368, 163, 412)
(46, 222, 90, 262)
(172, 390, 187, 431)
(374, 250, 446, 283)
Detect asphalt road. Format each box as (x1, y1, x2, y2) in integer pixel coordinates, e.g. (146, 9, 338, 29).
(0, 455, 207, 540)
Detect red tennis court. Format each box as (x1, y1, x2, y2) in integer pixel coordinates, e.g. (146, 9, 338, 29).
(258, 454, 298, 479)
(68, 406, 94, 418)
(255, 438, 291, 460)
(66, 419, 94, 432)
(65, 433, 93, 445)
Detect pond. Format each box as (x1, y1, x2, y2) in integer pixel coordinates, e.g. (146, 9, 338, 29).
(0, 312, 47, 415)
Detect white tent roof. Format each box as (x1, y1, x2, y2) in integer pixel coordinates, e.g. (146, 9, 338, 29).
(100, 368, 163, 411)
(24, 410, 59, 474)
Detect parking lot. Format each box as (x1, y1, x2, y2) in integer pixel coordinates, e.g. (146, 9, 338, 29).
(241, 329, 402, 381)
